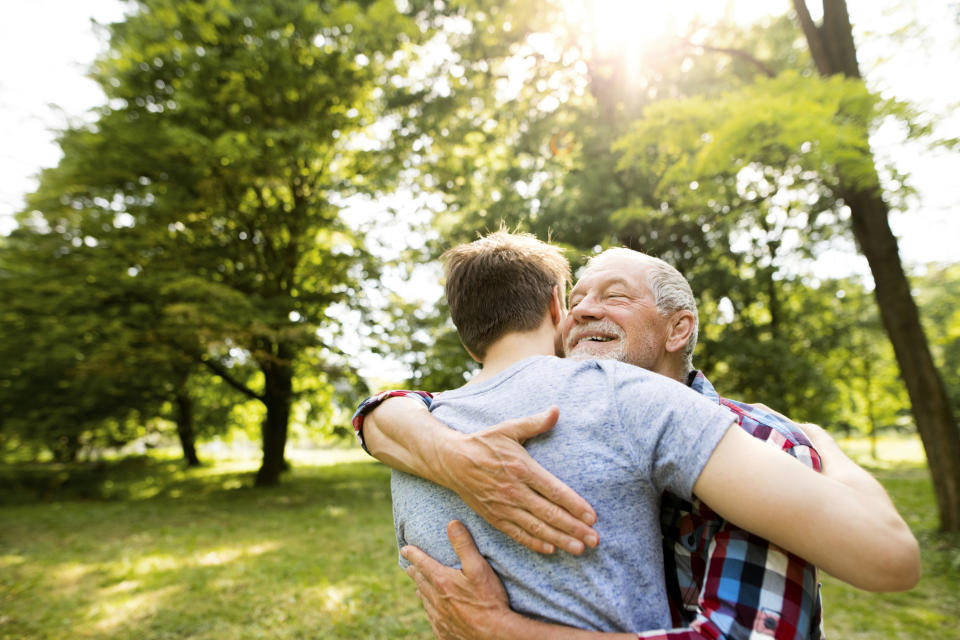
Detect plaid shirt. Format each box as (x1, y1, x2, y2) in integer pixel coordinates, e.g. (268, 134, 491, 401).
(641, 371, 824, 640)
(352, 373, 825, 639)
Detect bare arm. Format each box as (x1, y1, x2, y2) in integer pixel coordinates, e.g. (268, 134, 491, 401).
(694, 423, 921, 591)
(403, 521, 636, 640)
(364, 398, 598, 555)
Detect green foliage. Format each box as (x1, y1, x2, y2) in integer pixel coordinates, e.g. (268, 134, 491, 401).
(914, 263, 960, 422)
(0, 226, 193, 460)
(375, 6, 846, 404)
(604, 69, 934, 418)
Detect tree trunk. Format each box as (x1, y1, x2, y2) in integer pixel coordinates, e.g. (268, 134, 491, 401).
(174, 389, 202, 467)
(842, 185, 960, 529)
(255, 341, 294, 487)
(794, 0, 960, 530)
(53, 433, 81, 463)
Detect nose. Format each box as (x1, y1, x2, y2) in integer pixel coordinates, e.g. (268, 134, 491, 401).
(570, 293, 604, 322)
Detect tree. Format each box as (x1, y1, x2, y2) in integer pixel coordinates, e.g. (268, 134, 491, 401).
(792, 0, 960, 531)
(0, 217, 239, 465)
(16, 0, 421, 484)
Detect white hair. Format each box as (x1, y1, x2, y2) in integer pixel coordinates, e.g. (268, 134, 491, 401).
(586, 248, 699, 374)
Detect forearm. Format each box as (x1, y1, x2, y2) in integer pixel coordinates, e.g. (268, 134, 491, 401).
(471, 610, 638, 640)
(473, 612, 716, 639)
(695, 426, 920, 591)
(801, 422, 898, 513)
(796, 422, 921, 589)
(364, 396, 458, 484)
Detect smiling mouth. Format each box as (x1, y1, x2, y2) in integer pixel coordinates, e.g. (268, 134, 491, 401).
(574, 335, 617, 347)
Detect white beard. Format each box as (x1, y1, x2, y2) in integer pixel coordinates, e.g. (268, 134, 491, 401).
(565, 320, 628, 363)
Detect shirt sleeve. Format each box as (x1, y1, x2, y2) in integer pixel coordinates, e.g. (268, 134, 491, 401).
(351, 390, 433, 454)
(654, 406, 825, 640)
(611, 366, 735, 500)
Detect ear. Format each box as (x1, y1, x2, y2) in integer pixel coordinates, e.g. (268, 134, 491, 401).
(549, 285, 564, 327)
(664, 310, 695, 354)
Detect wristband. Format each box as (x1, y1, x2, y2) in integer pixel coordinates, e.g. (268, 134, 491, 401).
(352, 390, 433, 454)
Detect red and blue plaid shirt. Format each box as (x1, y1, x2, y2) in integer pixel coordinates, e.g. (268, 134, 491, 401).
(353, 372, 824, 639)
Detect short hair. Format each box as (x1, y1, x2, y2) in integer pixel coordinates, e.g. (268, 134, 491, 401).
(587, 248, 699, 373)
(442, 231, 571, 360)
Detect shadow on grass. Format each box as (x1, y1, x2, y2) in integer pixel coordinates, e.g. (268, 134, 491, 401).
(0, 455, 392, 506)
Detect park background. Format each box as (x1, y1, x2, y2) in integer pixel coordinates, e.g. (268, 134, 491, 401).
(1, 0, 958, 638)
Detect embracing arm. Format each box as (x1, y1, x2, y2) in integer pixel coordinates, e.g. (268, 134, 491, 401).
(405, 521, 723, 640)
(694, 423, 920, 592)
(362, 398, 598, 555)
(403, 521, 636, 640)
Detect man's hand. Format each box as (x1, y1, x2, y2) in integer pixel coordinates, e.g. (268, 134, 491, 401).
(402, 521, 513, 640)
(403, 522, 635, 640)
(365, 399, 598, 555)
(433, 407, 598, 555)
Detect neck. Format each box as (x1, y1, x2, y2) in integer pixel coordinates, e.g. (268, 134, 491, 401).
(470, 320, 557, 384)
(657, 360, 687, 384)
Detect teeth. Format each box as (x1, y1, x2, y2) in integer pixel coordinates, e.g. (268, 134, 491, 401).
(583, 336, 613, 343)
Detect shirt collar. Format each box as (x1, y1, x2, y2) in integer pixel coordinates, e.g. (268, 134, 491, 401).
(687, 369, 720, 405)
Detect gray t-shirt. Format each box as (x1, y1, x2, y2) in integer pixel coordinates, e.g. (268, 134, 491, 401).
(391, 355, 735, 633)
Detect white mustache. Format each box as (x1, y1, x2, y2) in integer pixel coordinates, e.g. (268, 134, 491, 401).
(566, 320, 625, 349)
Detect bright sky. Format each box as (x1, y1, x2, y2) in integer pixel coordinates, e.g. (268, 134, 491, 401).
(1, 0, 957, 273)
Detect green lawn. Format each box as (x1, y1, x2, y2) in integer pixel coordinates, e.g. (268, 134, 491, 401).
(1, 439, 957, 639)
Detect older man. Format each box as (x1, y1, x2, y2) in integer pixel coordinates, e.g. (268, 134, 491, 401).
(354, 244, 918, 639)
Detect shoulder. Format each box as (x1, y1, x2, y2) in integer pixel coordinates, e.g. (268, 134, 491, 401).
(718, 396, 821, 470)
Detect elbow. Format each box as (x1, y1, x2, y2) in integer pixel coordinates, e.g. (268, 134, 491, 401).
(888, 531, 922, 591)
(861, 526, 922, 592)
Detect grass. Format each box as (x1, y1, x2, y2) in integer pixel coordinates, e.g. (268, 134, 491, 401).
(0, 450, 431, 640)
(818, 436, 960, 639)
(1, 437, 958, 639)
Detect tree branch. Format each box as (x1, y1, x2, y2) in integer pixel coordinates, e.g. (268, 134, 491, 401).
(201, 357, 265, 403)
(792, 0, 832, 75)
(822, 0, 862, 78)
(682, 40, 778, 78)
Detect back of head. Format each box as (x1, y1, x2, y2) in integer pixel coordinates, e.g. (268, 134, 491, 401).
(587, 248, 699, 373)
(442, 231, 570, 360)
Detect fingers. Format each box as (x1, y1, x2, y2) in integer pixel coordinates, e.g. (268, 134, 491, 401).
(799, 422, 829, 438)
(446, 520, 490, 577)
(406, 563, 444, 631)
(493, 494, 597, 555)
(463, 407, 598, 554)
(402, 543, 449, 578)
(494, 406, 560, 444)
(523, 455, 597, 528)
(484, 407, 598, 533)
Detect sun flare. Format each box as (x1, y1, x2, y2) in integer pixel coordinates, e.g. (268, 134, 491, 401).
(563, 0, 785, 62)
(586, 0, 676, 57)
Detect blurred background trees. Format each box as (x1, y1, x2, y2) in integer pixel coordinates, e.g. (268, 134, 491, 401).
(1, 0, 957, 525)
